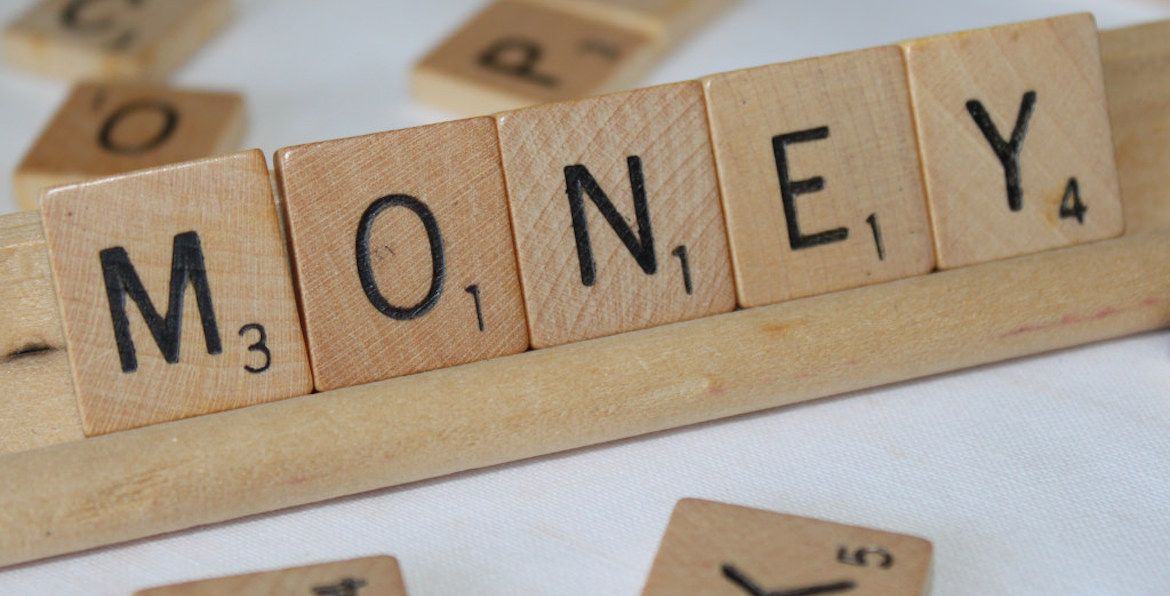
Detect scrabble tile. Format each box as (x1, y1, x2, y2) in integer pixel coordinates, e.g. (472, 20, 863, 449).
(14, 81, 245, 212)
(40, 150, 312, 436)
(412, 0, 655, 115)
(519, 0, 737, 48)
(275, 118, 529, 391)
(901, 14, 1123, 269)
(134, 555, 407, 595)
(642, 499, 932, 596)
(2, 0, 232, 81)
(703, 46, 935, 307)
(1101, 20, 1170, 236)
(496, 81, 736, 348)
(0, 211, 85, 455)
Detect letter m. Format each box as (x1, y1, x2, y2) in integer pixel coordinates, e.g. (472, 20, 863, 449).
(99, 231, 223, 373)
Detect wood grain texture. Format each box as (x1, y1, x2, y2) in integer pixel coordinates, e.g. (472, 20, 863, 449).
(14, 81, 245, 211)
(1102, 20, 1170, 236)
(496, 81, 736, 348)
(0, 14, 1166, 571)
(2, 0, 232, 81)
(641, 499, 932, 595)
(39, 150, 312, 436)
(517, 0, 737, 47)
(411, 0, 656, 115)
(901, 13, 1123, 269)
(703, 46, 935, 307)
(2, 221, 1167, 568)
(275, 118, 529, 391)
(0, 211, 84, 456)
(134, 556, 407, 596)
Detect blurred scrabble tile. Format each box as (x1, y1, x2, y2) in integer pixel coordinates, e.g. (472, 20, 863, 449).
(412, 0, 655, 115)
(519, 0, 736, 48)
(14, 81, 244, 211)
(642, 499, 932, 596)
(135, 555, 407, 595)
(40, 150, 312, 436)
(1102, 20, 1170, 236)
(2, 0, 232, 81)
(0, 211, 85, 455)
(901, 14, 1123, 269)
(275, 117, 529, 391)
(703, 46, 935, 308)
(496, 81, 735, 348)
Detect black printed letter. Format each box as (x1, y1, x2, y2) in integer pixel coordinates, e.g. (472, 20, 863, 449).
(478, 38, 558, 87)
(61, 0, 138, 31)
(100, 231, 222, 373)
(564, 156, 657, 286)
(98, 100, 179, 155)
(772, 126, 848, 250)
(355, 194, 446, 320)
(966, 91, 1037, 211)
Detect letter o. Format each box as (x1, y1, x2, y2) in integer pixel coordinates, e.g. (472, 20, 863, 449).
(354, 194, 446, 320)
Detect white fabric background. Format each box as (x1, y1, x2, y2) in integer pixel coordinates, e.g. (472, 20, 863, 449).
(1, 0, 1169, 594)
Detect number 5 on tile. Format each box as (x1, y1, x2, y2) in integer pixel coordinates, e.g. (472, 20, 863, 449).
(641, 499, 932, 595)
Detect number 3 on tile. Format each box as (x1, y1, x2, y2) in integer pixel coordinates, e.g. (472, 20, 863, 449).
(239, 323, 271, 374)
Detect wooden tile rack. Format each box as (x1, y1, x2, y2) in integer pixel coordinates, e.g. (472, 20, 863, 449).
(0, 15, 1167, 569)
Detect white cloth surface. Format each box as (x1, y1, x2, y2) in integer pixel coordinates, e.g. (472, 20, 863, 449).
(1, 0, 1169, 594)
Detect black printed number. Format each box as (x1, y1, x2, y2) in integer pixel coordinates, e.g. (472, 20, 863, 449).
(865, 213, 886, 260)
(465, 285, 485, 332)
(837, 545, 894, 569)
(1059, 178, 1087, 224)
(671, 245, 693, 295)
(239, 323, 271, 374)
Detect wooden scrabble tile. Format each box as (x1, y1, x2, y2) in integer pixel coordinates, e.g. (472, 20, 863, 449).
(0, 211, 85, 455)
(2, 0, 232, 81)
(518, 0, 737, 48)
(901, 13, 1123, 269)
(274, 118, 529, 391)
(642, 499, 932, 596)
(412, 0, 655, 115)
(702, 46, 935, 308)
(40, 150, 312, 436)
(1102, 20, 1170, 236)
(14, 81, 245, 211)
(135, 555, 407, 595)
(496, 81, 735, 348)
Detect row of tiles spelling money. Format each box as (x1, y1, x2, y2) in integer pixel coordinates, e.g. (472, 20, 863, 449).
(38, 13, 1122, 435)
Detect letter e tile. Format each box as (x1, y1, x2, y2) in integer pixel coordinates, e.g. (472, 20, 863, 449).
(703, 46, 935, 307)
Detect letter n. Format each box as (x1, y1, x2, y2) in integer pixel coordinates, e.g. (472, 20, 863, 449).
(99, 230, 223, 373)
(564, 155, 657, 286)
